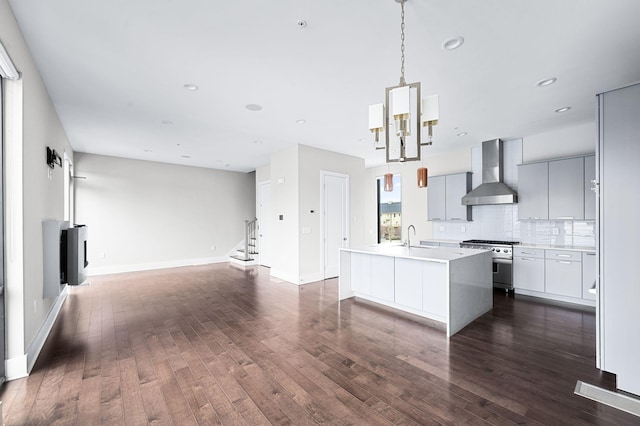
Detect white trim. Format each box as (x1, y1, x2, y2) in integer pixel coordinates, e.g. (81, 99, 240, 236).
(575, 381, 640, 417)
(299, 272, 325, 284)
(5, 355, 27, 381)
(270, 268, 299, 285)
(25, 286, 69, 374)
(6, 286, 69, 380)
(3, 77, 25, 370)
(88, 256, 228, 276)
(0, 41, 19, 80)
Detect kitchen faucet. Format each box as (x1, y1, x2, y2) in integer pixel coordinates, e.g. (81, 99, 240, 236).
(406, 224, 416, 248)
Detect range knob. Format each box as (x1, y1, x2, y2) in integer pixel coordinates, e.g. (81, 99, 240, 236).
(496, 248, 501, 253)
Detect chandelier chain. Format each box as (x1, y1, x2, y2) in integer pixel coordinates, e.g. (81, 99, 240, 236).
(400, 0, 405, 85)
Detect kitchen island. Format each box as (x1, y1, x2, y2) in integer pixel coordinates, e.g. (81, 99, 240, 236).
(339, 245, 493, 337)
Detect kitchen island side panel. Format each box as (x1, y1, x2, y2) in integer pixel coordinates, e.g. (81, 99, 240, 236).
(448, 251, 493, 336)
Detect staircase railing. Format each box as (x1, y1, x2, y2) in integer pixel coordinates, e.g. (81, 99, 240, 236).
(244, 218, 258, 260)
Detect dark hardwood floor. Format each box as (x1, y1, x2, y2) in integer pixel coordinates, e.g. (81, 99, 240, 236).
(2, 263, 636, 425)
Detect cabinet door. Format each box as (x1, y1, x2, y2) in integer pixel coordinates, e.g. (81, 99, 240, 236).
(371, 255, 395, 301)
(394, 258, 423, 310)
(445, 173, 472, 221)
(584, 156, 596, 220)
(427, 176, 446, 221)
(514, 256, 545, 292)
(582, 252, 597, 300)
(545, 259, 582, 298)
(350, 253, 371, 294)
(518, 162, 549, 220)
(549, 157, 584, 220)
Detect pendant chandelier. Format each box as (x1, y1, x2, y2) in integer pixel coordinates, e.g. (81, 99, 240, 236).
(368, 0, 439, 164)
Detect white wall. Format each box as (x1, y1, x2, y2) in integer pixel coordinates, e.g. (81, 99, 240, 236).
(269, 146, 300, 283)
(363, 148, 471, 244)
(523, 121, 596, 162)
(297, 145, 365, 283)
(74, 153, 255, 274)
(1, 0, 74, 378)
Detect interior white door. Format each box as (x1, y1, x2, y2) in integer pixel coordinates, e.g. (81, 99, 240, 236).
(322, 172, 349, 279)
(258, 181, 271, 267)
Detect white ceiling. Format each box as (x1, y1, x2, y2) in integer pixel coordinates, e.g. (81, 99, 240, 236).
(8, 0, 640, 172)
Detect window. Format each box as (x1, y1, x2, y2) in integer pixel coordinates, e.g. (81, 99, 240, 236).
(377, 174, 401, 243)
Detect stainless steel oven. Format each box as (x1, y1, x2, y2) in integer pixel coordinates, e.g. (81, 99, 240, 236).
(460, 240, 520, 292)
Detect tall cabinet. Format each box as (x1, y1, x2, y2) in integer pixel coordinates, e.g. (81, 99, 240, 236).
(598, 82, 640, 396)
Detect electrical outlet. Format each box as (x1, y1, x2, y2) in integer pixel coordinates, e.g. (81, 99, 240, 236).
(210, 245, 216, 251)
(439, 225, 445, 232)
(460, 226, 466, 233)
(33, 300, 37, 313)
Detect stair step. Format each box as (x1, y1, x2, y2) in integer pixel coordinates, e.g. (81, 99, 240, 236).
(230, 254, 254, 262)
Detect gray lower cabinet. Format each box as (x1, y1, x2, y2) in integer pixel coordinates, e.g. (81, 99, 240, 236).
(518, 162, 549, 220)
(584, 155, 596, 220)
(549, 158, 584, 220)
(513, 247, 545, 292)
(427, 176, 446, 221)
(514, 246, 594, 305)
(544, 249, 582, 298)
(582, 252, 596, 300)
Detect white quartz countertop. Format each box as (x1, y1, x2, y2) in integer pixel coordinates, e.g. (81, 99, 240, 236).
(517, 243, 595, 253)
(341, 245, 490, 263)
(417, 239, 462, 246)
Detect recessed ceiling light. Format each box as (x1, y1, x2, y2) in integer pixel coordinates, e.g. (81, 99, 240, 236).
(297, 20, 307, 28)
(537, 77, 557, 87)
(442, 36, 464, 51)
(296, 119, 306, 124)
(253, 140, 263, 144)
(161, 120, 173, 125)
(245, 104, 263, 111)
(457, 132, 468, 137)
(183, 83, 199, 91)
(358, 138, 367, 143)
(554, 106, 571, 113)
(216, 160, 224, 163)
(181, 155, 191, 159)
(144, 149, 153, 153)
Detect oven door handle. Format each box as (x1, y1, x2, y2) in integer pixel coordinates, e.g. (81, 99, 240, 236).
(493, 258, 512, 265)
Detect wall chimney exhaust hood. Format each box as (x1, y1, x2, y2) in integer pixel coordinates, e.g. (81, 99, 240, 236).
(461, 139, 517, 206)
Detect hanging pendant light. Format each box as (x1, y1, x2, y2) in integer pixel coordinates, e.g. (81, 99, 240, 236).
(368, 0, 439, 163)
(384, 173, 394, 192)
(417, 167, 428, 188)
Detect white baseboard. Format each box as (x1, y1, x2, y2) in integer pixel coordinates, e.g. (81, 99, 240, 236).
(5, 286, 70, 381)
(88, 256, 228, 276)
(5, 354, 28, 381)
(270, 268, 299, 285)
(299, 272, 326, 284)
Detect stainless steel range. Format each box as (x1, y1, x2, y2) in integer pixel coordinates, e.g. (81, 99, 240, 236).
(459, 239, 520, 291)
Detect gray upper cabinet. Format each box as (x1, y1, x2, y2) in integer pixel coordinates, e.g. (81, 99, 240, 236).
(445, 173, 472, 221)
(518, 162, 549, 220)
(549, 157, 584, 220)
(584, 155, 596, 220)
(427, 176, 446, 221)
(428, 173, 471, 221)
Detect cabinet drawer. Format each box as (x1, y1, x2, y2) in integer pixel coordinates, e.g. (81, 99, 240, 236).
(545, 249, 582, 262)
(514, 256, 545, 292)
(514, 247, 544, 258)
(545, 259, 582, 298)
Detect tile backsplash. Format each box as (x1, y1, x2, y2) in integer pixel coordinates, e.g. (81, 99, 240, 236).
(432, 138, 596, 247)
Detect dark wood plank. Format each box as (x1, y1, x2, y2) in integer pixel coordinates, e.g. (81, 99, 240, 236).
(3, 263, 639, 425)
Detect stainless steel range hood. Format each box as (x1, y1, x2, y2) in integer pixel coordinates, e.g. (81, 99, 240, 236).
(461, 139, 517, 206)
